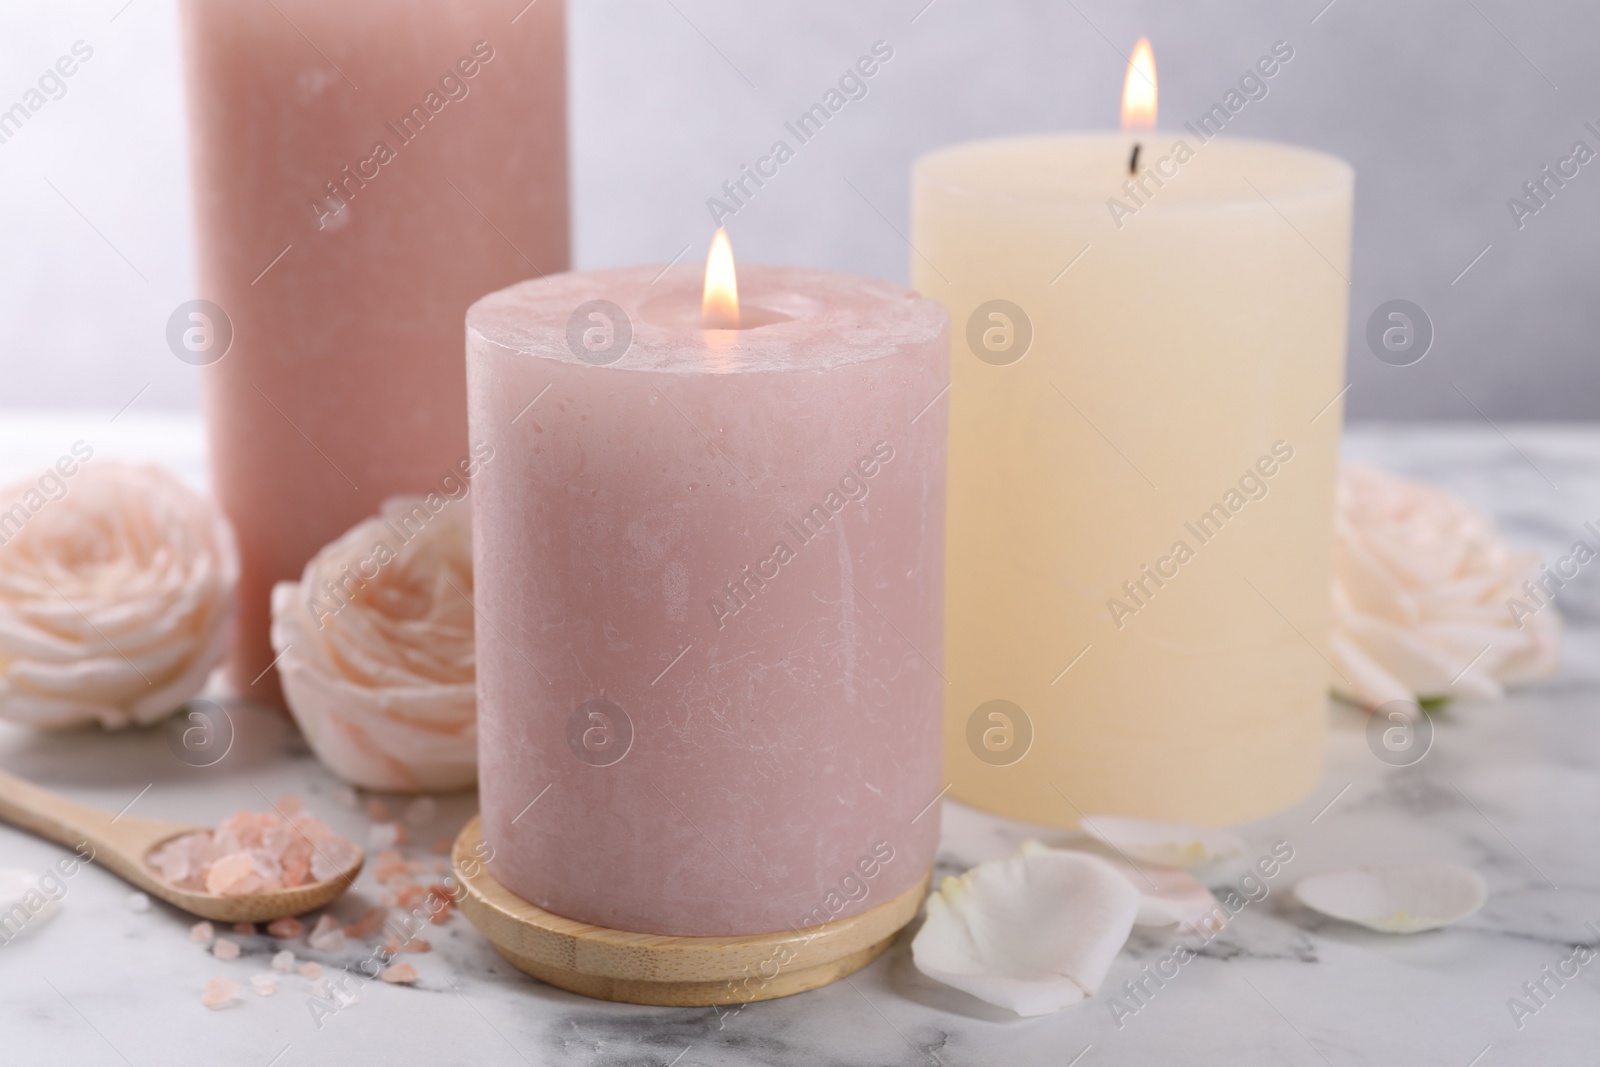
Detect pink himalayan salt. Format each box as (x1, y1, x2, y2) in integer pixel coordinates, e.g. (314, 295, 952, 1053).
(367, 823, 404, 851)
(372, 850, 408, 884)
(266, 917, 304, 939)
(384, 936, 431, 956)
(271, 950, 295, 973)
(148, 808, 359, 896)
(232, 922, 256, 936)
(379, 963, 418, 984)
(307, 915, 346, 952)
(344, 908, 387, 939)
(365, 799, 389, 822)
(276, 794, 304, 817)
(250, 973, 278, 996)
(212, 938, 240, 961)
(430, 838, 453, 856)
(297, 961, 323, 979)
(201, 977, 240, 1010)
(188, 921, 214, 944)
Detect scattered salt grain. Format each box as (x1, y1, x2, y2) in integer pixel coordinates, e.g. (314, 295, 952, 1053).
(232, 922, 256, 936)
(266, 917, 304, 940)
(212, 937, 241, 961)
(275, 794, 304, 817)
(307, 914, 347, 952)
(189, 921, 215, 945)
(201, 977, 239, 1010)
(250, 973, 278, 997)
(366, 822, 403, 851)
(402, 797, 437, 826)
(379, 963, 418, 984)
(126, 892, 150, 913)
(271, 950, 296, 973)
(430, 837, 453, 856)
(365, 799, 389, 822)
(344, 907, 387, 939)
(297, 961, 324, 979)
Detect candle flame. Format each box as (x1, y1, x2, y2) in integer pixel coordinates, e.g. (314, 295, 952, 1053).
(1121, 38, 1157, 130)
(702, 228, 740, 329)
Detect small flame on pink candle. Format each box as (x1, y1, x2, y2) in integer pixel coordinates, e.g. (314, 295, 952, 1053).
(702, 228, 741, 330)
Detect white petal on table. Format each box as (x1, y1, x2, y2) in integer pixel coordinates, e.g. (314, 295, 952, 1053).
(911, 850, 1140, 1017)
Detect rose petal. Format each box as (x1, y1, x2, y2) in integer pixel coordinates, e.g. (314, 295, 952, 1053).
(1078, 815, 1244, 869)
(1294, 862, 1486, 934)
(911, 850, 1140, 1016)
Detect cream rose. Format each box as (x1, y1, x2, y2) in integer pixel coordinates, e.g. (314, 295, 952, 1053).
(0, 457, 237, 729)
(271, 495, 476, 792)
(1331, 464, 1560, 708)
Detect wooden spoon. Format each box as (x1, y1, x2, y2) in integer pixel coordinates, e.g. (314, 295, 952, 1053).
(0, 768, 363, 923)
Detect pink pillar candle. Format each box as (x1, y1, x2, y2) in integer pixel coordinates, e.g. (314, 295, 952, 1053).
(467, 265, 948, 936)
(178, 0, 569, 703)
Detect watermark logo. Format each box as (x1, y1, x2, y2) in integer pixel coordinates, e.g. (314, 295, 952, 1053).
(165, 699, 234, 768)
(965, 300, 1032, 366)
(1364, 299, 1432, 367)
(1365, 699, 1432, 767)
(565, 300, 632, 366)
(166, 300, 233, 366)
(966, 699, 1032, 766)
(566, 699, 632, 767)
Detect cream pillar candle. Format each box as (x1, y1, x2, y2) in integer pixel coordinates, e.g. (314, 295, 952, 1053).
(912, 132, 1353, 826)
(178, 0, 568, 704)
(466, 261, 948, 936)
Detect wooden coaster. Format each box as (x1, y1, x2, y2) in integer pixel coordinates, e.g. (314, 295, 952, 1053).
(451, 815, 929, 1006)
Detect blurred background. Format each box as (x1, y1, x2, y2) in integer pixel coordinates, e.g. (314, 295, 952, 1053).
(0, 0, 1592, 419)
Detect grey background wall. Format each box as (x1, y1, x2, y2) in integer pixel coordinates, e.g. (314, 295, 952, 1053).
(0, 0, 1594, 419)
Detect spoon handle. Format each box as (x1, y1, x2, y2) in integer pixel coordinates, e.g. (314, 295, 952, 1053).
(0, 768, 197, 887)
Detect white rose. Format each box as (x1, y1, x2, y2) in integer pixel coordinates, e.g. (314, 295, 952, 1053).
(0, 458, 237, 729)
(1331, 464, 1560, 709)
(271, 495, 476, 792)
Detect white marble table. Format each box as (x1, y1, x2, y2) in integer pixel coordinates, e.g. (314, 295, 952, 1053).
(2, 412, 1599, 1066)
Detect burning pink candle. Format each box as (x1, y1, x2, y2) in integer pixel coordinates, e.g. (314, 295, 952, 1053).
(177, 0, 569, 703)
(466, 236, 948, 936)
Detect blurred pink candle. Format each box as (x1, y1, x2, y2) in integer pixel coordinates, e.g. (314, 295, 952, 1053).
(178, 0, 569, 704)
(466, 261, 948, 936)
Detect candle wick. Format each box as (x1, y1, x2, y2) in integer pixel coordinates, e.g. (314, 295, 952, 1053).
(1129, 143, 1141, 175)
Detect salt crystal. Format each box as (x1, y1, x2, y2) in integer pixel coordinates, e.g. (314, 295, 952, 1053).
(275, 795, 304, 817)
(266, 917, 304, 939)
(189, 921, 215, 945)
(126, 892, 150, 913)
(297, 961, 324, 979)
(250, 973, 278, 996)
(344, 907, 387, 939)
(310, 977, 332, 999)
(372, 850, 408, 884)
(402, 797, 437, 826)
(232, 922, 256, 936)
(365, 799, 389, 822)
(307, 914, 347, 952)
(201, 977, 240, 1010)
(213, 938, 241, 961)
(406, 939, 431, 954)
(366, 822, 401, 851)
(430, 837, 453, 855)
(148, 807, 358, 895)
(379, 962, 418, 984)
(271, 950, 295, 973)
